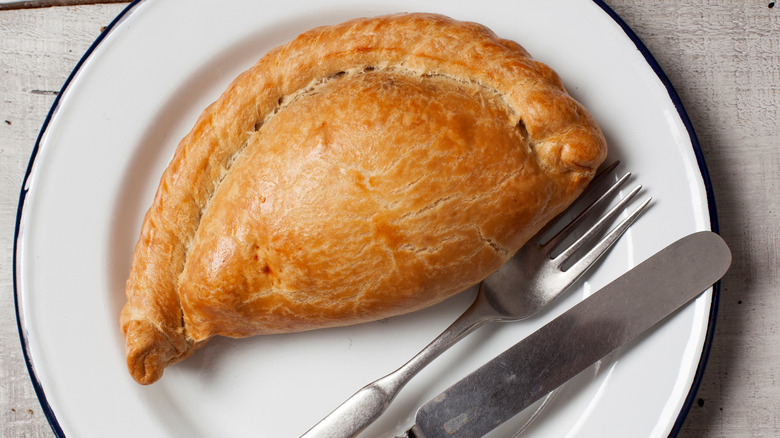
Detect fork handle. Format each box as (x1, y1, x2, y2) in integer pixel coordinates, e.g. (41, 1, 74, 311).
(300, 290, 498, 438)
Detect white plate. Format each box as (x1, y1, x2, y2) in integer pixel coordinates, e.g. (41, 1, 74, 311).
(15, 0, 718, 437)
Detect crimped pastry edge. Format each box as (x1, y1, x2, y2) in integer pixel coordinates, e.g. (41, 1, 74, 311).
(120, 12, 607, 384)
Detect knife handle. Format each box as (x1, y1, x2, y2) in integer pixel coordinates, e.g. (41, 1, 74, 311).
(301, 294, 496, 438)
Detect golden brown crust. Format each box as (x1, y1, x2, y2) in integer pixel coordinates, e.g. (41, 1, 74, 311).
(120, 13, 606, 384)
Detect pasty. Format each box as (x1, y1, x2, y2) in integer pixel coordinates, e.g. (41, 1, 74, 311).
(120, 13, 607, 384)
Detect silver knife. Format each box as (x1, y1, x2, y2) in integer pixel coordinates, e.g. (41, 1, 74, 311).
(401, 231, 731, 438)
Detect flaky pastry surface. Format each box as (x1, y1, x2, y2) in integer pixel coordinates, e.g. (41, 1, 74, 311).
(120, 13, 607, 384)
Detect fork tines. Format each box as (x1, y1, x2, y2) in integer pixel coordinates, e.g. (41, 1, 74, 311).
(546, 161, 652, 273)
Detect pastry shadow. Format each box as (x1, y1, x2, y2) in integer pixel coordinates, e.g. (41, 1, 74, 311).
(174, 286, 479, 384)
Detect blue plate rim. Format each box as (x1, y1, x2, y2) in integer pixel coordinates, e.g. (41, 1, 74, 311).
(591, 2, 720, 436)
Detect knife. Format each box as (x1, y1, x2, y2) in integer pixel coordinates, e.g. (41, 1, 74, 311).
(400, 231, 731, 438)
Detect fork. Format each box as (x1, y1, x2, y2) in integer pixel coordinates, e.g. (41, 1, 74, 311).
(302, 162, 651, 438)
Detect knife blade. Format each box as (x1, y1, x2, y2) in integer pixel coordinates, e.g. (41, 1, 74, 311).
(402, 231, 731, 438)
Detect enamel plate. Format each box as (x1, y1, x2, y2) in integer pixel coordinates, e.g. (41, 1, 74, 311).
(15, 0, 718, 436)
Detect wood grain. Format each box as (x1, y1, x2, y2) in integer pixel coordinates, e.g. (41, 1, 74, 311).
(0, 5, 128, 437)
(0, 0, 128, 11)
(1, 1, 777, 437)
(605, 3, 780, 436)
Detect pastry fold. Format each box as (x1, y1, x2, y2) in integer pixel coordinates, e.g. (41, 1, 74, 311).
(120, 13, 607, 384)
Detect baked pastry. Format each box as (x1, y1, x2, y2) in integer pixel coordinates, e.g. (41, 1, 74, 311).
(120, 12, 607, 385)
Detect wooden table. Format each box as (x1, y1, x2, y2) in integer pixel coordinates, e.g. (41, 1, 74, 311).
(1, 1, 778, 436)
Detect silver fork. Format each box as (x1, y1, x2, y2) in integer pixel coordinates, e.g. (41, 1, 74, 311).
(302, 162, 651, 438)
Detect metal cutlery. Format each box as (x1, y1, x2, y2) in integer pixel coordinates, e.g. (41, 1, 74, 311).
(401, 231, 730, 437)
(302, 161, 650, 438)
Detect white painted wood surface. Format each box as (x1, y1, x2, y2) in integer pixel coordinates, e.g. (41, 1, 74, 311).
(1, 1, 777, 436)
